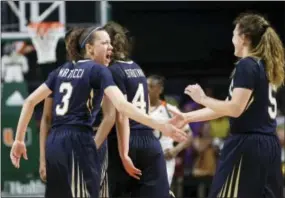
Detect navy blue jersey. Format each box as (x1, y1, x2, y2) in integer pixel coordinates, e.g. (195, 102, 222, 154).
(228, 57, 277, 134)
(108, 60, 151, 136)
(91, 89, 104, 128)
(44, 60, 115, 129)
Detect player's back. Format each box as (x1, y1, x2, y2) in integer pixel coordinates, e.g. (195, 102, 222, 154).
(44, 59, 111, 198)
(47, 60, 106, 129)
(228, 57, 277, 134)
(108, 60, 151, 136)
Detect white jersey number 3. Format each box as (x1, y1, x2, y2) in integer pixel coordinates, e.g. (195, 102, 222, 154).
(268, 84, 277, 119)
(56, 82, 73, 116)
(132, 83, 146, 112)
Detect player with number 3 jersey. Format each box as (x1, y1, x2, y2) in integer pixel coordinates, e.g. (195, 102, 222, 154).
(10, 26, 187, 198)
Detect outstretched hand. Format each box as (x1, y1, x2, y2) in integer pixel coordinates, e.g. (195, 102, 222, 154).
(184, 84, 206, 104)
(159, 122, 188, 142)
(168, 110, 188, 129)
(10, 140, 28, 168)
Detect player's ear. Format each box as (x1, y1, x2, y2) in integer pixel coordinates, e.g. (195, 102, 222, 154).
(241, 34, 249, 47)
(85, 43, 94, 56)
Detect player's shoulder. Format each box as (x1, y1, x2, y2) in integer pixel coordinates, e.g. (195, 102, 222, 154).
(108, 60, 131, 76)
(236, 57, 260, 69)
(50, 62, 71, 76)
(234, 56, 261, 75)
(110, 60, 140, 69)
(78, 60, 104, 69)
(80, 60, 109, 76)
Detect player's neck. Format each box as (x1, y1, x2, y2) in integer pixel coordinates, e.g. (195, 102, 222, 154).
(241, 47, 250, 58)
(150, 99, 161, 107)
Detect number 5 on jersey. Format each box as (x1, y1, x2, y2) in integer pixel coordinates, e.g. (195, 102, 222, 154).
(132, 83, 146, 112)
(56, 82, 73, 116)
(268, 84, 277, 119)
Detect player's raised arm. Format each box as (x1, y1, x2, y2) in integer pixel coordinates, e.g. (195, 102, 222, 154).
(90, 66, 187, 142)
(170, 86, 251, 127)
(104, 85, 187, 142)
(184, 58, 259, 118)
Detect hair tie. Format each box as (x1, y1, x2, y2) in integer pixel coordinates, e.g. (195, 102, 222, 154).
(80, 27, 101, 49)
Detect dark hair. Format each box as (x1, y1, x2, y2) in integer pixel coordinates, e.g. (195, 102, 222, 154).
(65, 28, 74, 42)
(66, 26, 105, 61)
(148, 75, 165, 88)
(234, 12, 285, 88)
(148, 75, 166, 100)
(103, 21, 132, 61)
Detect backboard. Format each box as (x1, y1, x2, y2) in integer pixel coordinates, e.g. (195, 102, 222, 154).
(1, 1, 110, 40)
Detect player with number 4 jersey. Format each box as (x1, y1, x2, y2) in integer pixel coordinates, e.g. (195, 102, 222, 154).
(104, 22, 170, 198)
(108, 60, 170, 198)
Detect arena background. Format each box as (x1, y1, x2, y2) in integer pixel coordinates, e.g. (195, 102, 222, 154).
(1, 1, 284, 197)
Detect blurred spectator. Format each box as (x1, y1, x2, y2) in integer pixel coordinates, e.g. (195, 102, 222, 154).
(192, 129, 216, 177)
(182, 101, 215, 198)
(209, 117, 230, 138)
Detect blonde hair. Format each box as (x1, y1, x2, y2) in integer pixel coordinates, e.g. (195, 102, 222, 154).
(234, 13, 285, 88)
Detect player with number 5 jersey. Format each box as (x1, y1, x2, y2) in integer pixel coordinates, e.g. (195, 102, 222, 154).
(171, 13, 284, 198)
(10, 26, 187, 198)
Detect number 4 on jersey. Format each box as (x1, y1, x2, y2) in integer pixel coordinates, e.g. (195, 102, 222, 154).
(132, 83, 146, 112)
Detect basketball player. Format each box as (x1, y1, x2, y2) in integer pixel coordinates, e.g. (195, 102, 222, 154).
(147, 75, 192, 186)
(100, 21, 174, 198)
(171, 13, 284, 198)
(10, 26, 187, 198)
(39, 28, 117, 197)
(39, 28, 74, 183)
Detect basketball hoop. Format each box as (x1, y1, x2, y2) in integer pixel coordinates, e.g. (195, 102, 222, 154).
(27, 22, 64, 64)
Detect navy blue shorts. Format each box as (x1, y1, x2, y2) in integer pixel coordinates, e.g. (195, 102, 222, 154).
(45, 126, 100, 198)
(97, 138, 109, 197)
(108, 130, 170, 198)
(209, 133, 283, 198)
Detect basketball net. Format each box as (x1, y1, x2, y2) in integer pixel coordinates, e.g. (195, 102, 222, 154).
(27, 22, 64, 64)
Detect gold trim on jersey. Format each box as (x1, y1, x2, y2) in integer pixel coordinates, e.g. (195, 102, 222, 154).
(245, 96, 254, 110)
(86, 89, 94, 113)
(217, 156, 243, 198)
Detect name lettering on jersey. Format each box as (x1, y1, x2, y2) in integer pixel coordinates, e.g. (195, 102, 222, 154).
(124, 69, 145, 78)
(58, 68, 85, 79)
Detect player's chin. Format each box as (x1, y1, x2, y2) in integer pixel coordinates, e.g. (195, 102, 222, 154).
(234, 49, 242, 58)
(104, 58, 111, 66)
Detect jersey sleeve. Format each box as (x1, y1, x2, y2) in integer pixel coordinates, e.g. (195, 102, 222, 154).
(44, 70, 57, 92)
(109, 66, 127, 94)
(90, 65, 116, 90)
(233, 58, 259, 90)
